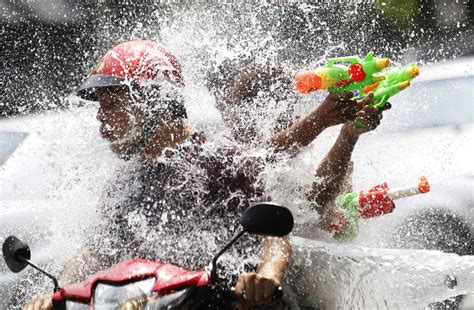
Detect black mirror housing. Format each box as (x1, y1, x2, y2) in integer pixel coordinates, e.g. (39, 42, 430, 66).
(241, 202, 294, 237)
(3, 236, 31, 273)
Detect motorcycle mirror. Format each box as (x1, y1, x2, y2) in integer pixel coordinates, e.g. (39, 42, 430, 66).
(241, 202, 294, 237)
(2, 236, 31, 273)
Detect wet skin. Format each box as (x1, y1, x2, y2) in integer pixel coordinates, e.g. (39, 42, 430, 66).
(96, 87, 145, 155)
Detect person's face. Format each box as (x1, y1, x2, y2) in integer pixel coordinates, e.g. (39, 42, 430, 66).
(96, 87, 144, 154)
(213, 66, 294, 145)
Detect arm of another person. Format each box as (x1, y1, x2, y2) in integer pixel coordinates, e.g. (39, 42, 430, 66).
(306, 103, 391, 214)
(217, 64, 366, 155)
(235, 236, 292, 307)
(267, 93, 373, 154)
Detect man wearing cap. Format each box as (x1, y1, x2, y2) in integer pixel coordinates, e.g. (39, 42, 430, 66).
(24, 40, 291, 310)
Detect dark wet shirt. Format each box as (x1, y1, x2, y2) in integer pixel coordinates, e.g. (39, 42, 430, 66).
(97, 133, 267, 276)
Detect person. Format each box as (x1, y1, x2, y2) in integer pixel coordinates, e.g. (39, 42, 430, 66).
(207, 58, 389, 216)
(23, 40, 291, 310)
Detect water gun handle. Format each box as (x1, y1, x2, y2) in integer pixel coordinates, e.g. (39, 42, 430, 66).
(373, 95, 389, 109)
(353, 94, 389, 128)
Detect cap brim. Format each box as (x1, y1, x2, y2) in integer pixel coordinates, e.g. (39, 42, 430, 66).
(76, 75, 127, 101)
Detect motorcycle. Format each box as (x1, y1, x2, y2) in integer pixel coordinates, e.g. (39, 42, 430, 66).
(2, 202, 294, 309)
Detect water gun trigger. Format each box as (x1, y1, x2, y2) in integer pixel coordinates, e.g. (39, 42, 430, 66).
(373, 95, 389, 109)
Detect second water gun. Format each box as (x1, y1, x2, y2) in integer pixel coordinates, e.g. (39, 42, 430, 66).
(295, 52, 420, 126)
(322, 176, 430, 240)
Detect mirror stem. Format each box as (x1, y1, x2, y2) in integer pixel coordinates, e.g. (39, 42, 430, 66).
(210, 230, 246, 282)
(16, 255, 60, 292)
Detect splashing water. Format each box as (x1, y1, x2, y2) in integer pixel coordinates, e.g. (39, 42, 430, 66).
(288, 237, 474, 308)
(1, 2, 473, 309)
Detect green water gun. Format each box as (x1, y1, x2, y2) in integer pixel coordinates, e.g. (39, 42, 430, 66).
(295, 52, 420, 127)
(322, 176, 430, 240)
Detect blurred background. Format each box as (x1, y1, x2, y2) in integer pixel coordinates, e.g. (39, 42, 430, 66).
(1, 0, 472, 116)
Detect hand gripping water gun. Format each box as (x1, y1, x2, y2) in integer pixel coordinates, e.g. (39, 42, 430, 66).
(295, 52, 420, 127)
(322, 176, 430, 240)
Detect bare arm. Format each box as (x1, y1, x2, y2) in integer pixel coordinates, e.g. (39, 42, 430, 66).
(267, 92, 367, 154)
(256, 236, 292, 283)
(307, 103, 391, 214)
(267, 104, 332, 153)
(235, 236, 292, 306)
(307, 123, 359, 213)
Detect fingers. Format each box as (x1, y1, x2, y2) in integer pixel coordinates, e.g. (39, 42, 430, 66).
(339, 95, 359, 121)
(254, 275, 264, 304)
(244, 273, 255, 304)
(340, 91, 355, 101)
(254, 276, 277, 305)
(235, 272, 279, 307)
(44, 297, 52, 310)
(356, 93, 374, 109)
(328, 91, 353, 101)
(356, 105, 383, 130)
(23, 295, 52, 310)
(263, 278, 275, 301)
(23, 300, 31, 310)
(235, 274, 245, 296)
(23, 298, 36, 310)
(35, 297, 44, 310)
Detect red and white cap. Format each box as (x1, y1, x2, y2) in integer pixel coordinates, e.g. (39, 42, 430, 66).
(77, 40, 184, 101)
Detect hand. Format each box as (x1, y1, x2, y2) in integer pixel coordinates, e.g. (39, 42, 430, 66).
(318, 92, 374, 127)
(235, 272, 280, 307)
(343, 102, 392, 136)
(23, 294, 52, 310)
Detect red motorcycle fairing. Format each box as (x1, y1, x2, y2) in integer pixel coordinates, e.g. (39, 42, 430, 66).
(51, 258, 211, 302)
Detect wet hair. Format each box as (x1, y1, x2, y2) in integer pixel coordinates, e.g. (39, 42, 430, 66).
(206, 56, 256, 96)
(206, 56, 292, 102)
(207, 56, 298, 144)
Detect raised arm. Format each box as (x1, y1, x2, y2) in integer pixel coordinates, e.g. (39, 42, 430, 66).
(211, 61, 369, 155)
(267, 92, 362, 153)
(307, 103, 391, 214)
(235, 236, 292, 307)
